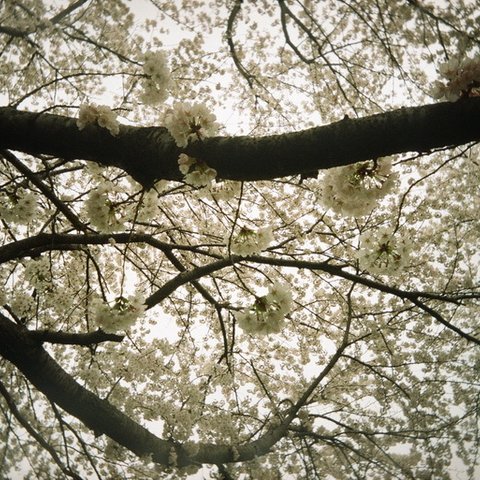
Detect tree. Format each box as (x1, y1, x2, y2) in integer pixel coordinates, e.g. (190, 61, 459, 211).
(0, 0, 479, 478)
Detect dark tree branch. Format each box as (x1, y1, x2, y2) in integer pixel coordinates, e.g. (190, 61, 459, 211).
(29, 329, 124, 346)
(1, 99, 480, 186)
(2, 230, 476, 344)
(0, 232, 217, 264)
(226, 0, 256, 89)
(0, 312, 342, 467)
(0, 0, 89, 38)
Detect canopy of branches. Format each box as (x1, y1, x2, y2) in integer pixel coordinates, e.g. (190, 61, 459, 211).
(0, 1, 479, 479)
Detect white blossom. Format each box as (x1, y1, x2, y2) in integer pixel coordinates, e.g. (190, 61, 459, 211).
(236, 282, 293, 335)
(10, 291, 36, 318)
(23, 256, 51, 291)
(77, 104, 120, 136)
(0, 189, 38, 224)
(178, 154, 217, 187)
(140, 50, 171, 105)
(85, 183, 123, 232)
(357, 227, 412, 275)
(208, 180, 241, 201)
(228, 226, 273, 256)
(94, 295, 145, 333)
(136, 189, 160, 221)
(165, 102, 219, 147)
(431, 55, 480, 101)
(320, 158, 397, 217)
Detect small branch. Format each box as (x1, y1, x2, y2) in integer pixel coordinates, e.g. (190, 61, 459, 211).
(406, 0, 480, 47)
(49, 0, 89, 25)
(0, 0, 88, 38)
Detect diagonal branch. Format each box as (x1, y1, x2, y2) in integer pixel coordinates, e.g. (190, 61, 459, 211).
(1, 150, 87, 231)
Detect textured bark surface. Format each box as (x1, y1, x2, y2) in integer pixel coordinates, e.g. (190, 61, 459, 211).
(1, 99, 479, 186)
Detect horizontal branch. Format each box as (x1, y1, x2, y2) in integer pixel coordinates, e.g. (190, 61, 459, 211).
(2, 231, 476, 344)
(0, 232, 166, 263)
(1, 99, 480, 186)
(29, 329, 124, 346)
(144, 253, 480, 344)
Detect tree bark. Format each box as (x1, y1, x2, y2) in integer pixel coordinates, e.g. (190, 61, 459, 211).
(1, 99, 479, 187)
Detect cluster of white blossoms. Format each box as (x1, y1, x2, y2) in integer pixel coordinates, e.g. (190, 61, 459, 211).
(140, 50, 171, 105)
(165, 102, 219, 147)
(357, 227, 412, 275)
(431, 55, 480, 101)
(228, 226, 273, 256)
(94, 295, 145, 333)
(208, 180, 242, 201)
(135, 188, 160, 222)
(85, 183, 123, 232)
(23, 256, 51, 291)
(321, 158, 397, 217)
(77, 104, 120, 136)
(0, 189, 38, 224)
(178, 153, 217, 187)
(236, 282, 293, 335)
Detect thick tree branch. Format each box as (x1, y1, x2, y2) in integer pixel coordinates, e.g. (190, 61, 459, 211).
(29, 329, 124, 346)
(0, 312, 326, 466)
(0, 312, 174, 465)
(1, 99, 479, 186)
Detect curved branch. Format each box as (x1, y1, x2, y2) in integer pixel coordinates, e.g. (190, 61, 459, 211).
(1, 100, 480, 186)
(0, 312, 342, 467)
(226, 0, 255, 88)
(2, 228, 476, 344)
(145, 253, 480, 344)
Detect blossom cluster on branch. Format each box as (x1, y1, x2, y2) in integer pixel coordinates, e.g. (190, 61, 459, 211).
(227, 226, 274, 256)
(85, 182, 123, 232)
(178, 153, 217, 187)
(320, 158, 397, 217)
(0, 188, 37, 224)
(77, 104, 120, 136)
(94, 295, 145, 333)
(431, 55, 480, 101)
(140, 50, 171, 105)
(165, 102, 220, 147)
(357, 227, 412, 275)
(235, 282, 293, 335)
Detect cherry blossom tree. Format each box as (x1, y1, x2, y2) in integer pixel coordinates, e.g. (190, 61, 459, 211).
(0, 1, 479, 478)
